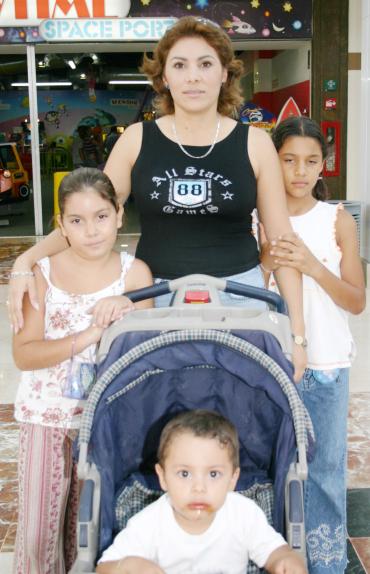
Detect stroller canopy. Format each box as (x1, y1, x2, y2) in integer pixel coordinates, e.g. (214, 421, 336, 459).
(79, 329, 313, 552)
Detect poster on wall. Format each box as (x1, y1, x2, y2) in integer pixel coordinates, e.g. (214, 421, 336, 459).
(239, 102, 276, 132)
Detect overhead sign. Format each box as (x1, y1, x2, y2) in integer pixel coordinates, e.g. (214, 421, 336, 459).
(39, 17, 176, 41)
(0, 0, 130, 26)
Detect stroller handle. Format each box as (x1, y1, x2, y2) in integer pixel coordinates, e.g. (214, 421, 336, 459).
(124, 274, 288, 315)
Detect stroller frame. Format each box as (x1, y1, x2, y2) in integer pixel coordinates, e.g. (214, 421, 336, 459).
(70, 275, 314, 573)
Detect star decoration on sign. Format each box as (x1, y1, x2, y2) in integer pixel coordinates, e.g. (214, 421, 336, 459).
(195, 0, 209, 8)
(282, 2, 293, 12)
(141, 0, 151, 5)
(222, 192, 234, 200)
(251, 0, 260, 8)
(150, 191, 160, 199)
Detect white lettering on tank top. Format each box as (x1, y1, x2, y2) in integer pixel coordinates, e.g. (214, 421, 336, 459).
(150, 166, 234, 215)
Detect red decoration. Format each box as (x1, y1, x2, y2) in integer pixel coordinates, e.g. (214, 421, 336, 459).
(321, 121, 341, 177)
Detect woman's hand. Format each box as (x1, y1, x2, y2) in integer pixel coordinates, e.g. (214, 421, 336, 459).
(8, 266, 39, 334)
(89, 296, 135, 328)
(291, 343, 307, 384)
(270, 233, 322, 278)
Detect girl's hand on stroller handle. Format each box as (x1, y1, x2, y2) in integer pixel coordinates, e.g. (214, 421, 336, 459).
(96, 556, 165, 573)
(83, 323, 105, 346)
(89, 296, 135, 328)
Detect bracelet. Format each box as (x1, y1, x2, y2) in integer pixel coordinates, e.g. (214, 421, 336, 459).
(260, 262, 273, 273)
(9, 271, 34, 278)
(71, 333, 77, 359)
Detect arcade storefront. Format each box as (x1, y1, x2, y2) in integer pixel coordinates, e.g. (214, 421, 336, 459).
(0, 0, 312, 236)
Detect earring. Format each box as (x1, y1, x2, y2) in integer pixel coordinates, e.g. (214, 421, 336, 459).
(318, 175, 323, 180)
(164, 82, 169, 90)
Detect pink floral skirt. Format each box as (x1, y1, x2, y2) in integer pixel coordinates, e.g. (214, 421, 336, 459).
(13, 423, 79, 574)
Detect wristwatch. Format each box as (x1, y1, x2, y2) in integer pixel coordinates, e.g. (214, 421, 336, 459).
(292, 334, 308, 348)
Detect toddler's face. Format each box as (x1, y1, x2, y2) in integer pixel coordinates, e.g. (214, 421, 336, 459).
(155, 432, 239, 534)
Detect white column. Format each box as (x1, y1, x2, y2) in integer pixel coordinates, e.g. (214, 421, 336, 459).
(27, 44, 43, 235)
(361, 0, 370, 269)
(347, 0, 361, 202)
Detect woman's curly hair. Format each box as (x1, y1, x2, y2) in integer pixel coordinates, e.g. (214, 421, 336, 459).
(140, 16, 244, 118)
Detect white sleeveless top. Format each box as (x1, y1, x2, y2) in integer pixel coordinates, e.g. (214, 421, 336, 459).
(269, 202, 355, 370)
(14, 252, 134, 429)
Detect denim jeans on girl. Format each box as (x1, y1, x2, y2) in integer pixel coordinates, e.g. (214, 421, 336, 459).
(153, 265, 267, 309)
(297, 368, 349, 574)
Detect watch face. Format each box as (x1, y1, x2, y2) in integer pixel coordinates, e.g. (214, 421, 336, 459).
(292, 334, 307, 347)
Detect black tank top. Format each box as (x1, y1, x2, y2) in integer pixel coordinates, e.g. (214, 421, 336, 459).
(131, 121, 259, 278)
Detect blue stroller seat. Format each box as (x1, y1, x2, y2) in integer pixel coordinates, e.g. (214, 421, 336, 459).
(71, 276, 314, 574)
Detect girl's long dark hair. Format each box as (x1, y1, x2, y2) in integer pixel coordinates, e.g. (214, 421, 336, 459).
(272, 116, 329, 201)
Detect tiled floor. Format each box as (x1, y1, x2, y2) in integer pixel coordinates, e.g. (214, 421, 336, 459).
(0, 237, 369, 573)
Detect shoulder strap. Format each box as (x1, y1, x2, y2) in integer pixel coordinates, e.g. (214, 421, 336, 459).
(120, 251, 135, 279)
(36, 257, 52, 286)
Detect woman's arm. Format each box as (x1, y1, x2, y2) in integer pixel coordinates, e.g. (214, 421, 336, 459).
(9, 229, 68, 333)
(12, 265, 103, 370)
(249, 127, 306, 382)
(270, 209, 366, 314)
(104, 122, 143, 205)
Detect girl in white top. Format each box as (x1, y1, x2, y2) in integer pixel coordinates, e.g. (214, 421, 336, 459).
(12, 168, 153, 574)
(260, 117, 365, 574)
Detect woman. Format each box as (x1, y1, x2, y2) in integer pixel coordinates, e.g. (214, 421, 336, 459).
(8, 17, 306, 381)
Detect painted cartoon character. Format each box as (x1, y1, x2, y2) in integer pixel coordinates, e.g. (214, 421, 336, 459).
(223, 16, 256, 35)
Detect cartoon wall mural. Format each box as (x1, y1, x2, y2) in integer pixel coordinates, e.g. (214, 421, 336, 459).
(0, 89, 147, 140)
(0, 89, 149, 174)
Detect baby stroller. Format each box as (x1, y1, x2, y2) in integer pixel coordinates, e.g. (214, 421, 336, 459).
(70, 275, 314, 573)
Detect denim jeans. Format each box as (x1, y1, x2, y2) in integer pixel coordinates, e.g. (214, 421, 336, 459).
(297, 368, 349, 574)
(154, 266, 267, 309)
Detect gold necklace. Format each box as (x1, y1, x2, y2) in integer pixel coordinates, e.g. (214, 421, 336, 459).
(171, 116, 221, 159)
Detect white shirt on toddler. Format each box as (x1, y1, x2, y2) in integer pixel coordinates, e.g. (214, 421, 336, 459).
(98, 491, 286, 574)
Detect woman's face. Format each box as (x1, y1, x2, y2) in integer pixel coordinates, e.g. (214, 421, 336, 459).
(163, 36, 227, 114)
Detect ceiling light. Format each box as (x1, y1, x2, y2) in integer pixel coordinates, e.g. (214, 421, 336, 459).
(67, 59, 76, 70)
(109, 80, 151, 85)
(11, 81, 72, 87)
